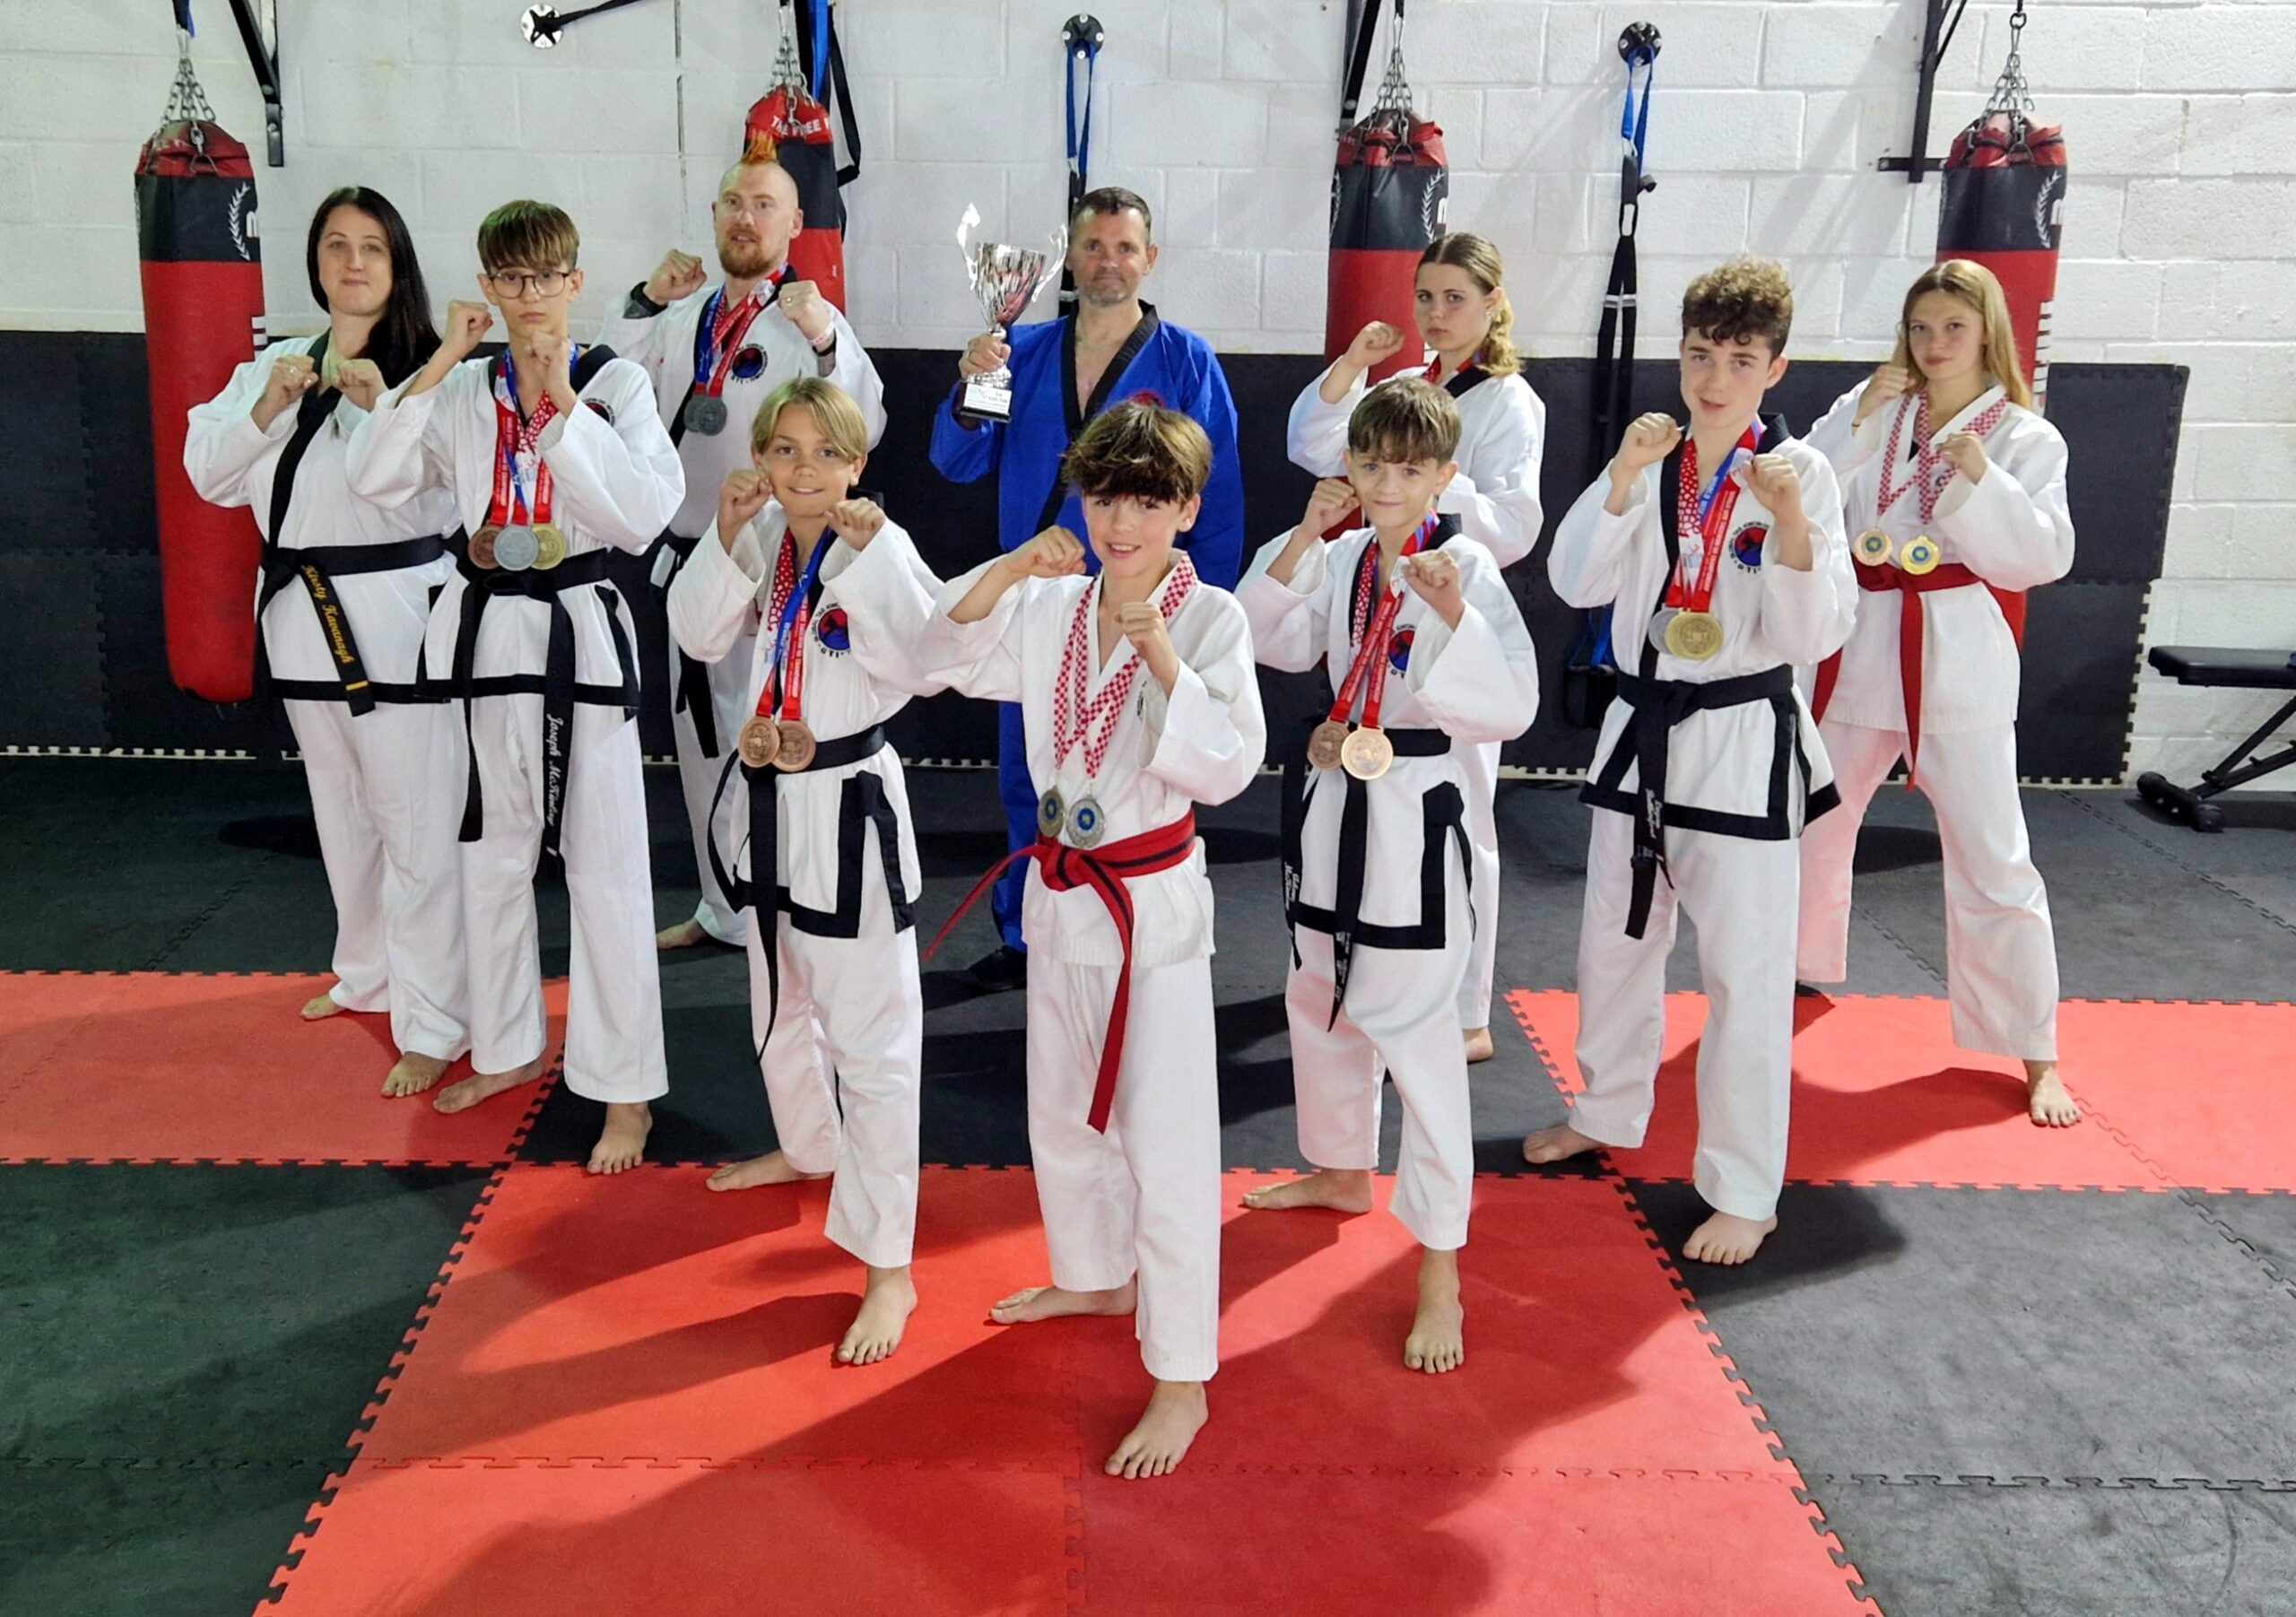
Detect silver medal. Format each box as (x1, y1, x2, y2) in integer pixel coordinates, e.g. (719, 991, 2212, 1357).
(684, 396, 728, 437)
(493, 524, 540, 571)
(1065, 795, 1106, 849)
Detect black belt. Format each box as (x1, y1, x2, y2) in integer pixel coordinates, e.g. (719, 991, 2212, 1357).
(448, 549, 639, 859)
(258, 535, 448, 710)
(706, 724, 911, 1042)
(655, 530, 723, 759)
(1608, 665, 1795, 940)
(1279, 725, 1469, 1026)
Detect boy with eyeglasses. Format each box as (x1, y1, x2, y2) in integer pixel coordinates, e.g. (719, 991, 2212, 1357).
(348, 199, 685, 1175)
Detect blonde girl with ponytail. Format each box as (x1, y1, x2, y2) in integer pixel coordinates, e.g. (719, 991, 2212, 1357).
(1278, 230, 1549, 1064)
(1796, 258, 2080, 1129)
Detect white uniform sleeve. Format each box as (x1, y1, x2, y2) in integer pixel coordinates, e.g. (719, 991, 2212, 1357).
(534, 359, 685, 553)
(1138, 594, 1267, 808)
(1547, 473, 1650, 610)
(665, 519, 761, 665)
(598, 287, 683, 374)
(1754, 449, 1857, 665)
(822, 310, 890, 449)
(1804, 382, 1877, 479)
(1235, 531, 1335, 673)
(915, 561, 1029, 703)
(1284, 361, 1361, 476)
(1442, 378, 1545, 568)
(183, 351, 295, 510)
(1929, 413, 2076, 591)
(829, 521, 950, 698)
(1404, 546, 1540, 743)
(344, 367, 459, 511)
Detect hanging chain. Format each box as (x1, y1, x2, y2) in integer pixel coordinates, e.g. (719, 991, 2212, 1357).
(1987, 0, 2034, 117)
(773, 3, 806, 94)
(163, 26, 216, 125)
(1371, 3, 1413, 115)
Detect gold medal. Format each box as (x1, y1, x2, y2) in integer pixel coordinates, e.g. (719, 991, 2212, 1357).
(1665, 609, 1725, 662)
(736, 716, 782, 769)
(1037, 788, 1066, 839)
(1339, 726, 1394, 781)
(1899, 535, 1942, 577)
(1854, 527, 1895, 568)
(469, 526, 501, 569)
(1307, 719, 1350, 771)
(770, 719, 817, 772)
(533, 523, 567, 570)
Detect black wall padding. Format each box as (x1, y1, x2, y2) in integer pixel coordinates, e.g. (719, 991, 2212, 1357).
(0, 335, 2182, 782)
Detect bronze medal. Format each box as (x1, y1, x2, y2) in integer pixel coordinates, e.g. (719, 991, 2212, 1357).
(770, 719, 817, 772)
(469, 526, 501, 569)
(1307, 719, 1350, 771)
(532, 523, 567, 570)
(1665, 609, 1725, 662)
(1339, 726, 1394, 781)
(736, 715, 782, 769)
(1037, 788, 1066, 839)
(1854, 526, 1895, 568)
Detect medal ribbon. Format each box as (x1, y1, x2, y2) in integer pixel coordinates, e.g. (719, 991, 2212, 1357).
(754, 529, 831, 725)
(1877, 392, 2013, 525)
(1665, 423, 1759, 614)
(1328, 515, 1436, 729)
(1053, 555, 1200, 778)
(488, 348, 568, 528)
(691, 278, 778, 400)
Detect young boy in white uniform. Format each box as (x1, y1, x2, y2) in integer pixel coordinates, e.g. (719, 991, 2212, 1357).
(667, 377, 942, 1365)
(1522, 259, 1856, 1266)
(605, 155, 886, 954)
(1239, 378, 1540, 1375)
(923, 402, 1265, 1480)
(347, 200, 684, 1175)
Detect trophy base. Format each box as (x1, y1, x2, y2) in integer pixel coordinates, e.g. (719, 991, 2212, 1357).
(957, 376, 1017, 425)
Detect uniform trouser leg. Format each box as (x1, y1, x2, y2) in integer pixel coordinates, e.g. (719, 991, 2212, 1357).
(990, 702, 1033, 952)
(288, 700, 390, 1015)
(346, 700, 469, 1060)
(460, 693, 549, 1075)
(1026, 952, 1221, 1383)
(1674, 830, 1799, 1222)
(1920, 726, 2060, 1061)
(1795, 719, 1901, 984)
(668, 636, 752, 947)
(749, 917, 924, 1269)
(1569, 810, 1681, 1154)
(559, 707, 668, 1102)
(1284, 925, 1475, 1252)
(1457, 739, 1502, 1030)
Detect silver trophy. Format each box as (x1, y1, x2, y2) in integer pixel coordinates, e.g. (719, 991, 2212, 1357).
(956, 204, 1066, 424)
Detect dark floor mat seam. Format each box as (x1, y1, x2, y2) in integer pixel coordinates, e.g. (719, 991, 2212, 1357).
(2061, 789, 2296, 939)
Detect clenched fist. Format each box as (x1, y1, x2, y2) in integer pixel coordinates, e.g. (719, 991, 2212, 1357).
(1299, 477, 1361, 538)
(1344, 320, 1408, 373)
(828, 497, 886, 552)
(1854, 363, 1914, 427)
(646, 248, 707, 307)
(1611, 413, 1683, 482)
(1116, 600, 1179, 689)
(333, 358, 385, 413)
(960, 330, 1013, 381)
(253, 351, 317, 429)
(718, 468, 772, 547)
(1938, 431, 1988, 484)
(441, 299, 493, 361)
(779, 278, 833, 344)
(1004, 526, 1087, 580)
(1400, 549, 1465, 627)
(1740, 452, 1805, 522)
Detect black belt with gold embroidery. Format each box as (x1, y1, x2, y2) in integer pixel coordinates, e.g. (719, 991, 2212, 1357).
(259, 535, 449, 709)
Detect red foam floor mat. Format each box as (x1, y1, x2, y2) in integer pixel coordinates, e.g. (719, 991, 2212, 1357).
(2054, 998, 2296, 1194)
(282, 1164, 1868, 1614)
(359, 1165, 1794, 1481)
(1506, 990, 2173, 1191)
(0, 971, 555, 1165)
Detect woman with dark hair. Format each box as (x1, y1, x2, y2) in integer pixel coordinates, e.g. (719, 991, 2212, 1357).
(184, 187, 468, 1099)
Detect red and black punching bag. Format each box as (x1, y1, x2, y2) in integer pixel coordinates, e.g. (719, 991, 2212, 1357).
(1938, 112, 2066, 413)
(746, 0, 858, 310)
(1326, 0, 1447, 381)
(137, 63, 267, 704)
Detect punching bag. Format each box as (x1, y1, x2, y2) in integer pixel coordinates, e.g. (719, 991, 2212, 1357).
(1326, 0, 1447, 380)
(138, 35, 266, 704)
(746, 0, 858, 310)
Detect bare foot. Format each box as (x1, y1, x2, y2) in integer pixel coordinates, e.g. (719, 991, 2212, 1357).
(705, 1150, 830, 1192)
(1240, 1168, 1374, 1214)
(1105, 1380, 1208, 1480)
(989, 1279, 1135, 1326)
(836, 1265, 917, 1366)
(588, 1101, 652, 1175)
(1521, 1122, 1605, 1166)
(655, 917, 709, 951)
(300, 991, 346, 1021)
(1683, 1211, 1777, 1265)
(1464, 1026, 1496, 1065)
(432, 1055, 548, 1115)
(1404, 1248, 1465, 1374)
(2025, 1061, 2082, 1128)
(382, 1051, 450, 1099)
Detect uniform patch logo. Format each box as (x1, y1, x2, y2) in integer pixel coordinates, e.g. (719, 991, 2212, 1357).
(731, 344, 767, 380)
(584, 398, 615, 423)
(815, 606, 851, 652)
(1731, 523, 1768, 569)
(1387, 625, 1416, 673)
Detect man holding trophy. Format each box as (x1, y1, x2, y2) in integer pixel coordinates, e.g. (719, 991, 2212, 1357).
(931, 186, 1247, 991)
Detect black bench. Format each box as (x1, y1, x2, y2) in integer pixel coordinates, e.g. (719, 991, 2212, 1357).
(2136, 647, 2296, 831)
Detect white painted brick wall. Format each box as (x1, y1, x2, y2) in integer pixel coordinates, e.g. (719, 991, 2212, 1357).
(2, 0, 2291, 784)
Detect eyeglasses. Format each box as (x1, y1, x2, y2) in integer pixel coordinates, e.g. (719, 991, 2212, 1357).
(483, 268, 570, 299)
